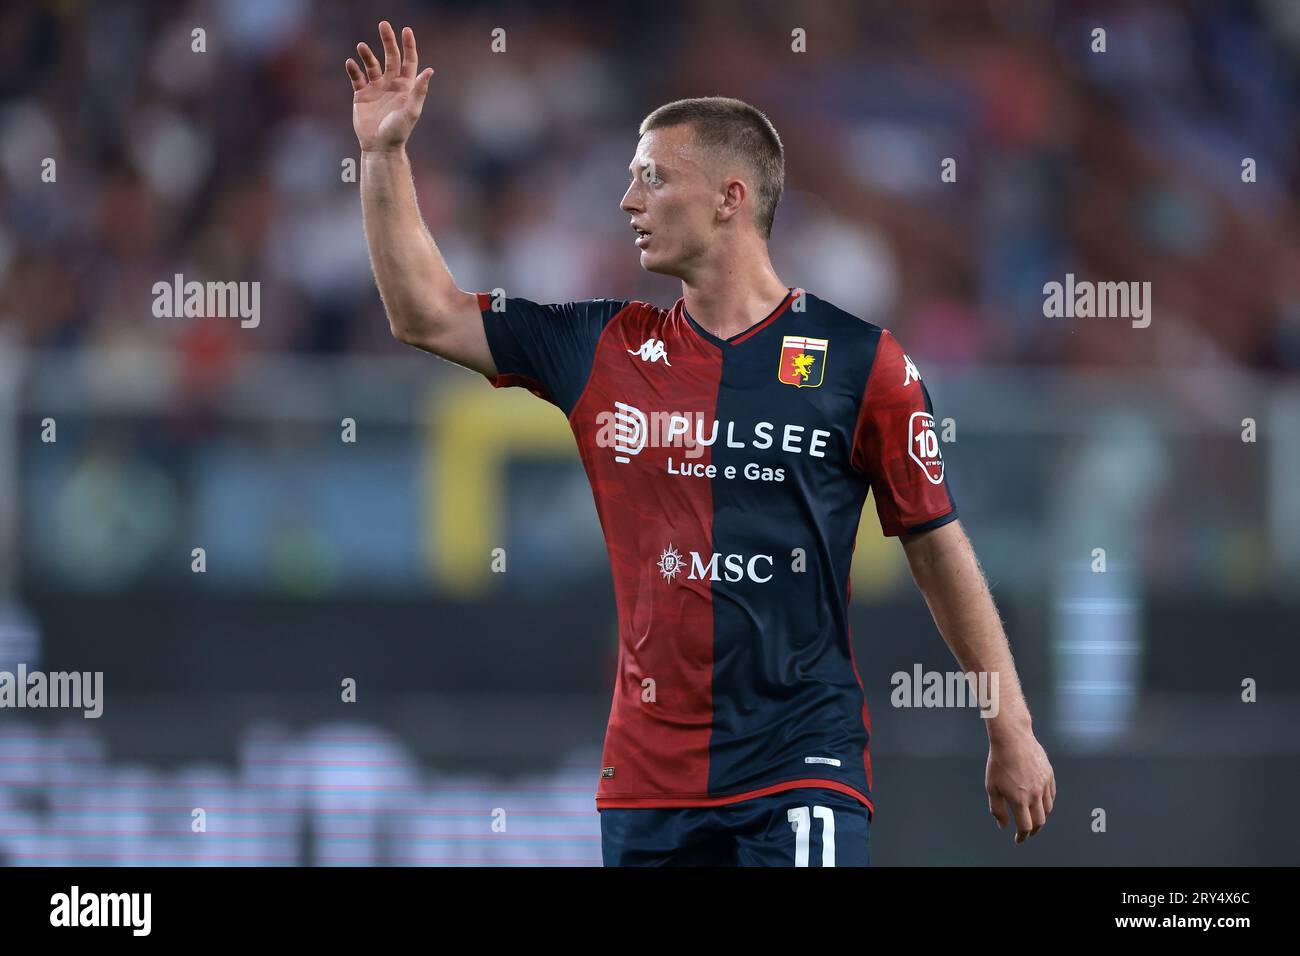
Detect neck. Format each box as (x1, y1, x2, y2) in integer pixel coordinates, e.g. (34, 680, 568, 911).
(681, 238, 789, 340)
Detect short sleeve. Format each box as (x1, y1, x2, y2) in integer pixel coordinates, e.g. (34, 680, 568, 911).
(477, 293, 630, 415)
(850, 329, 958, 536)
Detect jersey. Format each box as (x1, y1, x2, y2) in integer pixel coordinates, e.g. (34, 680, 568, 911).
(476, 287, 958, 815)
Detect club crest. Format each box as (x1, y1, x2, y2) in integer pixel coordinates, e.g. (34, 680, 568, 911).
(778, 335, 828, 388)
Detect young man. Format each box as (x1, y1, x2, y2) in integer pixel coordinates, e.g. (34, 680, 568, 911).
(348, 21, 1056, 866)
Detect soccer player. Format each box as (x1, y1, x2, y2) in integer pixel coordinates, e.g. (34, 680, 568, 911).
(348, 21, 1056, 866)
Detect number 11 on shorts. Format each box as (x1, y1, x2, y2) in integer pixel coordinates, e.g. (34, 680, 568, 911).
(788, 805, 836, 867)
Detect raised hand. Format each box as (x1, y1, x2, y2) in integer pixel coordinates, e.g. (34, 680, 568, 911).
(345, 21, 434, 152)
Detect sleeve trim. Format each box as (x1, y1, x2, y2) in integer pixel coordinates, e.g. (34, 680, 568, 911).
(485, 371, 552, 402)
(891, 508, 959, 537)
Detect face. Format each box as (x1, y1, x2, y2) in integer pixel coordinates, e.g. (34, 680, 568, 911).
(619, 125, 727, 279)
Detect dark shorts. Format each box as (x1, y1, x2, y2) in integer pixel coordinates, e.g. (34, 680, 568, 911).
(599, 787, 871, 867)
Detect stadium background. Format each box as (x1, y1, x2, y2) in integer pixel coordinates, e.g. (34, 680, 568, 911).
(1, 0, 1298, 865)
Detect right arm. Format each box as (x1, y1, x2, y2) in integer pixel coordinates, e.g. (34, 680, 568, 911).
(347, 21, 494, 376)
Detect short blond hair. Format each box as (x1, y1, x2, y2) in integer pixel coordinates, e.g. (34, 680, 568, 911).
(639, 96, 785, 239)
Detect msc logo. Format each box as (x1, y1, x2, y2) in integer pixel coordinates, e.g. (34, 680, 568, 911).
(658, 547, 774, 584)
(778, 335, 828, 388)
(628, 338, 671, 365)
(658, 545, 685, 582)
(908, 411, 944, 484)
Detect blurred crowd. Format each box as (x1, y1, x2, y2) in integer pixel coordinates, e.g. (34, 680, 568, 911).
(1, 0, 1298, 381)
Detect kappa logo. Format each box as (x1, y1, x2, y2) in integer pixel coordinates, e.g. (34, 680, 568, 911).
(903, 354, 920, 386)
(778, 335, 828, 388)
(629, 338, 671, 365)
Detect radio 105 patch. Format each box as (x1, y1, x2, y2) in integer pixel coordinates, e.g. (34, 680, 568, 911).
(908, 411, 944, 484)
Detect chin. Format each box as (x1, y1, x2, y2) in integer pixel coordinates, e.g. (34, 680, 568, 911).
(639, 251, 682, 278)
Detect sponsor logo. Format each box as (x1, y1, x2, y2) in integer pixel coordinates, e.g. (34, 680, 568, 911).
(658, 545, 685, 582)
(658, 549, 774, 584)
(804, 756, 842, 767)
(596, 403, 830, 477)
(908, 411, 944, 484)
(667, 459, 785, 482)
(628, 338, 672, 365)
(778, 335, 828, 388)
(611, 401, 647, 463)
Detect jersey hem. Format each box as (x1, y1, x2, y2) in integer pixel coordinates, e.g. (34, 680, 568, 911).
(595, 778, 874, 817)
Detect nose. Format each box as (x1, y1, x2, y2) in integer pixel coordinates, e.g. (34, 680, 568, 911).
(620, 179, 643, 215)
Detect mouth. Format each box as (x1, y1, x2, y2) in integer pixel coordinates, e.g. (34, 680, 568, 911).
(631, 223, 652, 248)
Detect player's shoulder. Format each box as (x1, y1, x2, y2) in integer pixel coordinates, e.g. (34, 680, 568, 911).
(597, 298, 675, 339)
(568, 297, 637, 325)
(793, 289, 913, 384)
(794, 290, 890, 346)
(593, 291, 905, 361)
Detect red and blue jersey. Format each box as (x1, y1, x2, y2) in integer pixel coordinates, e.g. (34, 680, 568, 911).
(477, 287, 957, 814)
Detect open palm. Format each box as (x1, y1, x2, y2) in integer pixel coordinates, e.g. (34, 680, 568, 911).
(346, 22, 434, 151)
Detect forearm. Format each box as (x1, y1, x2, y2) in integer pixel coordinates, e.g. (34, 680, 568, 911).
(360, 146, 462, 342)
(902, 523, 1031, 739)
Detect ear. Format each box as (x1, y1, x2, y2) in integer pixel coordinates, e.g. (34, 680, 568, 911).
(716, 177, 747, 225)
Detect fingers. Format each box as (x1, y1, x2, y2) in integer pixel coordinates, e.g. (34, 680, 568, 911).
(992, 780, 1054, 844)
(989, 792, 1008, 831)
(414, 67, 434, 99)
(401, 26, 418, 79)
(354, 24, 422, 90)
(357, 42, 381, 81)
(379, 20, 401, 76)
(345, 58, 366, 92)
(1012, 799, 1034, 844)
(1028, 795, 1047, 837)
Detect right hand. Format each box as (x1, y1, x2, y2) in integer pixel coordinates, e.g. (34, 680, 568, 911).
(346, 21, 434, 152)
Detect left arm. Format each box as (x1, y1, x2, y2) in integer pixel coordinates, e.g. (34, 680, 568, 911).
(901, 520, 1056, 844)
